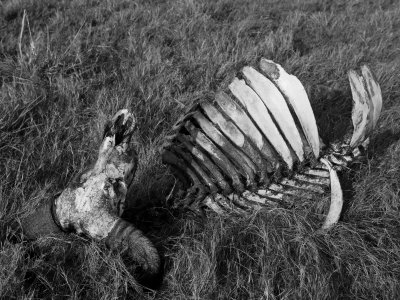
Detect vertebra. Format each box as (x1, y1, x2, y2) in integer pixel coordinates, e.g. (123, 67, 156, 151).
(161, 59, 382, 229)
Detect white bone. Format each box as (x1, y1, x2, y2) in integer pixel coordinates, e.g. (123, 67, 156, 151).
(203, 195, 226, 214)
(268, 183, 313, 199)
(280, 178, 325, 194)
(303, 168, 330, 178)
(320, 158, 343, 230)
(242, 66, 304, 161)
(293, 174, 330, 186)
(215, 92, 280, 169)
(241, 190, 280, 206)
(229, 78, 294, 168)
(348, 70, 372, 148)
(259, 58, 320, 157)
(361, 65, 382, 129)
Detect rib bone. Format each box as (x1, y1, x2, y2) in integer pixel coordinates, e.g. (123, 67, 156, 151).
(242, 66, 305, 161)
(184, 121, 245, 192)
(214, 91, 280, 170)
(200, 101, 269, 183)
(259, 59, 320, 158)
(320, 158, 343, 230)
(229, 78, 295, 168)
(192, 111, 257, 187)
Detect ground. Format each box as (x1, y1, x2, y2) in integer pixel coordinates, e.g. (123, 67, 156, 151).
(1, 0, 400, 299)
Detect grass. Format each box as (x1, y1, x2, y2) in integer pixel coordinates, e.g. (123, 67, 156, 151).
(1, 0, 400, 298)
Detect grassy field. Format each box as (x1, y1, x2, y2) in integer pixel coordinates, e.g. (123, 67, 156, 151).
(1, 0, 400, 298)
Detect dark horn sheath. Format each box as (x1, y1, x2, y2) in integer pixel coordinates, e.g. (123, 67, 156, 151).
(104, 218, 160, 275)
(20, 198, 63, 239)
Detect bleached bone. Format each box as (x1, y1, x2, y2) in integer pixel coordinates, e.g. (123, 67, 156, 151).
(200, 101, 269, 184)
(162, 59, 383, 230)
(242, 66, 305, 161)
(21, 110, 160, 277)
(184, 121, 245, 192)
(348, 69, 372, 148)
(192, 111, 257, 187)
(259, 58, 320, 158)
(361, 65, 382, 128)
(169, 145, 218, 194)
(320, 158, 343, 230)
(214, 91, 280, 170)
(175, 134, 232, 193)
(229, 78, 294, 168)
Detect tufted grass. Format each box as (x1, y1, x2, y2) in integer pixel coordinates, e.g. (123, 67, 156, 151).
(1, 0, 400, 298)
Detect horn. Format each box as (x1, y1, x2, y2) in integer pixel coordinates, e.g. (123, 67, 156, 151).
(104, 218, 160, 275)
(19, 196, 63, 239)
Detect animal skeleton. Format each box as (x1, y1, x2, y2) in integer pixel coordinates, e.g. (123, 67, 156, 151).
(18, 59, 381, 279)
(161, 59, 382, 229)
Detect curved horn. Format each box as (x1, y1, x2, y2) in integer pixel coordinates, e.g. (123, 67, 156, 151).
(19, 197, 63, 239)
(104, 218, 160, 275)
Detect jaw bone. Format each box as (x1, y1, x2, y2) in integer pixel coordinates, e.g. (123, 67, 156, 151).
(20, 110, 160, 277)
(162, 59, 383, 230)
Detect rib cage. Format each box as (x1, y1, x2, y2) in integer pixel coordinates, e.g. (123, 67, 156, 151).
(162, 59, 382, 229)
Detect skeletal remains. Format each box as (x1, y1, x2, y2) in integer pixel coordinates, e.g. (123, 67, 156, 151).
(20, 110, 160, 277)
(161, 58, 382, 229)
(18, 59, 382, 279)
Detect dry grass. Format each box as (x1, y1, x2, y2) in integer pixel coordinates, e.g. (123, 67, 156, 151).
(1, 0, 400, 298)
